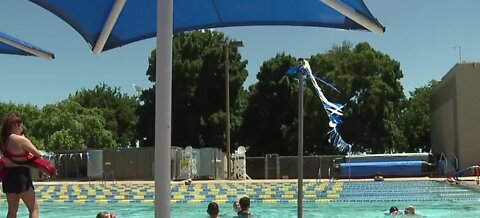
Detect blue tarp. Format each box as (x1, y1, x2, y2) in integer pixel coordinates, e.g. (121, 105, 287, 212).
(29, 0, 384, 52)
(340, 161, 426, 178)
(347, 153, 432, 163)
(0, 31, 54, 59)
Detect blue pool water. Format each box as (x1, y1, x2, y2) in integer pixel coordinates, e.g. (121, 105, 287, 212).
(0, 181, 479, 217)
(1, 201, 480, 217)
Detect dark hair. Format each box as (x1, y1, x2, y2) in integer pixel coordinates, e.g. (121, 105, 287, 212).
(96, 212, 107, 218)
(207, 202, 219, 216)
(389, 206, 399, 213)
(239, 196, 250, 210)
(1, 113, 22, 148)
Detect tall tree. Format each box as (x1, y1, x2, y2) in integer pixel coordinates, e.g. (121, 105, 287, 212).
(69, 83, 138, 147)
(401, 80, 438, 152)
(240, 42, 406, 156)
(137, 30, 248, 149)
(36, 100, 115, 150)
(0, 102, 44, 149)
(239, 53, 298, 156)
(308, 42, 406, 153)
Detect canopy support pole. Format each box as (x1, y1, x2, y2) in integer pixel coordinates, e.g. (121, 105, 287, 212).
(93, 0, 126, 54)
(155, 0, 173, 217)
(297, 72, 304, 218)
(0, 36, 54, 60)
(320, 0, 384, 34)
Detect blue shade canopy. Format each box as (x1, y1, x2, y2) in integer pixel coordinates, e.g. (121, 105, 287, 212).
(29, 0, 384, 53)
(0, 31, 55, 60)
(25, 1, 384, 217)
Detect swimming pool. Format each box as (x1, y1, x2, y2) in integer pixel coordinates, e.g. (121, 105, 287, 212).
(0, 181, 479, 217)
(1, 201, 479, 217)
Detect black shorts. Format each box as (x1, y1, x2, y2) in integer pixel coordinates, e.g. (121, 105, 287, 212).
(2, 166, 34, 194)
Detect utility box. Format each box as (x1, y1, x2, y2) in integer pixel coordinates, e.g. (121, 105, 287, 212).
(87, 150, 103, 178)
(197, 147, 225, 180)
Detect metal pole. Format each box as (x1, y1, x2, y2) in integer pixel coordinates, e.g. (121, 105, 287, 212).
(348, 151, 351, 182)
(225, 44, 231, 180)
(156, 0, 172, 217)
(454, 46, 462, 63)
(458, 46, 462, 63)
(297, 73, 304, 218)
(0, 34, 54, 60)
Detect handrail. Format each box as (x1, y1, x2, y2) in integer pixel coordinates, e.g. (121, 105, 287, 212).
(449, 153, 459, 171)
(439, 153, 446, 161)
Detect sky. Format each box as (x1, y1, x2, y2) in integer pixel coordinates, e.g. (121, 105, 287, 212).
(1, 0, 479, 107)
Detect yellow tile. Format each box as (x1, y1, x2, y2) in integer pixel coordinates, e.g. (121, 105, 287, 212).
(214, 195, 226, 199)
(263, 199, 276, 204)
(188, 199, 202, 204)
(315, 199, 331, 203)
(95, 200, 109, 204)
(214, 199, 227, 204)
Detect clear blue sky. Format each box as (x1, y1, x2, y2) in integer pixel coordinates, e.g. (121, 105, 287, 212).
(1, 0, 479, 106)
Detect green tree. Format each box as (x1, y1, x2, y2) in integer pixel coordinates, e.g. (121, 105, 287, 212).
(239, 53, 298, 156)
(69, 83, 138, 147)
(401, 80, 438, 152)
(240, 42, 406, 156)
(231, 88, 250, 149)
(137, 30, 248, 149)
(308, 42, 406, 153)
(0, 102, 44, 149)
(37, 100, 115, 150)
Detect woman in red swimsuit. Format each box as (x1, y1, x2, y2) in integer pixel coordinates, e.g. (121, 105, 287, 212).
(1, 113, 42, 218)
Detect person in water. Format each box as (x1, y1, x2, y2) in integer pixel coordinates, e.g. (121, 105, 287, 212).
(96, 211, 116, 218)
(233, 201, 241, 213)
(404, 206, 416, 215)
(207, 201, 220, 218)
(389, 206, 401, 215)
(237, 196, 251, 217)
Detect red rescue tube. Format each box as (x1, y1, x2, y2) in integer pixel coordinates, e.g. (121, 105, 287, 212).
(0, 154, 56, 181)
(27, 154, 56, 177)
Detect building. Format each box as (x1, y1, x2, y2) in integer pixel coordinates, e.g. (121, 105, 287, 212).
(431, 62, 480, 171)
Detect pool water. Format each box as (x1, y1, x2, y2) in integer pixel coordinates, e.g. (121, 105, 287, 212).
(1, 201, 480, 217)
(1, 181, 480, 217)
